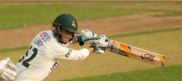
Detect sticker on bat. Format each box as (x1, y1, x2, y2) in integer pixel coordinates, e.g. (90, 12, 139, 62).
(107, 44, 114, 52)
(108, 45, 117, 53)
(118, 49, 129, 57)
(141, 54, 155, 61)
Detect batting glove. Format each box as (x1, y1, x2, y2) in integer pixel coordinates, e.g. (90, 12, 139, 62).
(77, 29, 98, 46)
(90, 35, 109, 54)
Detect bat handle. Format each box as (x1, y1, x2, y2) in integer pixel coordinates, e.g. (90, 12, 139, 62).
(84, 37, 98, 41)
(84, 37, 109, 42)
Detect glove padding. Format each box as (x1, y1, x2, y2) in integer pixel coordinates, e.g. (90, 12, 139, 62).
(0, 57, 16, 81)
(80, 29, 98, 45)
(91, 35, 109, 54)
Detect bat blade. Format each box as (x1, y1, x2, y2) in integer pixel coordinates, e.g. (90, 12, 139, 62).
(107, 40, 165, 67)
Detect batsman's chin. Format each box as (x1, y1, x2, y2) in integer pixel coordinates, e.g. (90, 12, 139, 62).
(62, 38, 69, 43)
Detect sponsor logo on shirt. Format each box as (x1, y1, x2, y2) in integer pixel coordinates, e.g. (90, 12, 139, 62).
(34, 38, 43, 47)
(40, 32, 51, 42)
(65, 49, 72, 57)
(50, 62, 59, 71)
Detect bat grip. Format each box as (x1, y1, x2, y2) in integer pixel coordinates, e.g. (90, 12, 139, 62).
(84, 37, 98, 41)
(84, 37, 109, 42)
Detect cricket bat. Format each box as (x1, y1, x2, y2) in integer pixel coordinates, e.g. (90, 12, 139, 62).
(84, 38, 165, 67)
(107, 39, 165, 67)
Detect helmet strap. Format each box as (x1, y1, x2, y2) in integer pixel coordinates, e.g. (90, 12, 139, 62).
(52, 24, 75, 44)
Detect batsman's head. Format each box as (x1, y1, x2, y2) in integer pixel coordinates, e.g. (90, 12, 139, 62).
(52, 14, 79, 44)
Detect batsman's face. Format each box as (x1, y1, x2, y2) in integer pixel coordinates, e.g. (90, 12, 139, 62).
(60, 28, 73, 43)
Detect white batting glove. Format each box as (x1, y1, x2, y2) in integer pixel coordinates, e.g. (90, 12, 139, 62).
(80, 29, 98, 45)
(0, 57, 16, 81)
(90, 35, 109, 54)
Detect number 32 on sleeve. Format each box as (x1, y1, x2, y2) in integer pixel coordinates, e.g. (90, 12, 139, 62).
(18, 45, 38, 68)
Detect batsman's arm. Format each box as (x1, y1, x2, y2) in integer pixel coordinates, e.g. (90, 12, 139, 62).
(72, 36, 95, 53)
(88, 47, 94, 54)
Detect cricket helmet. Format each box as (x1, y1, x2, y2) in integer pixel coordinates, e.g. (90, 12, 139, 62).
(52, 14, 79, 43)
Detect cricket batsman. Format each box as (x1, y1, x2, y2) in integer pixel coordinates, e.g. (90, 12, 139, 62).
(14, 14, 108, 81)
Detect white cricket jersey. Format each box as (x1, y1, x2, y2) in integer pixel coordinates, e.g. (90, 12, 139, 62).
(15, 30, 90, 81)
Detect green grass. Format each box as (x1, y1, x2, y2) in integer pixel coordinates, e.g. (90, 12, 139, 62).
(156, 10, 182, 17)
(0, 46, 28, 53)
(0, 27, 182, 81)
(59, 64, 182, 81)
(109, 27, 182, 38)
(0, 4, 177, 30)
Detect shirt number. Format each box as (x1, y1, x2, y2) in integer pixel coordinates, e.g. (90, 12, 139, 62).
(18, 45, 38, 68)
